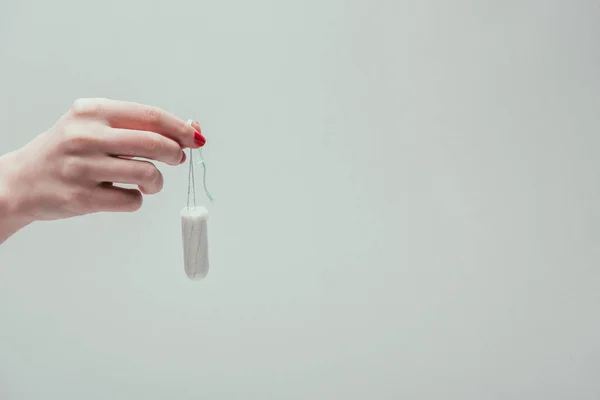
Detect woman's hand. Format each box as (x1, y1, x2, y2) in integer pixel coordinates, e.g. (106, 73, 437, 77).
(0, 98, 205, 242)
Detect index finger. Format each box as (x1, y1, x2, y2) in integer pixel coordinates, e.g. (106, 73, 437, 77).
(70, 98, 204, 149)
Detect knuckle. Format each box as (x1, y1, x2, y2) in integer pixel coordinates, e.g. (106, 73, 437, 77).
(70, 98, 105, 117)
(60, 156, 88, 180)
(135, 163, 160, 183)
(176, 118, 188, 134)
(142, 136, 161, 157)
(141, 136, 181, 165)
(165, 141, 182, 165)
(144, 106, 163, 126)
(70, 98, 88, 116)
(62, 124, 94, 152)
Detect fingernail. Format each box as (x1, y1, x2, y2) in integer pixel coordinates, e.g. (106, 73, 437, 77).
(179, 151, 187, 164)
(194, 130, 206, 147)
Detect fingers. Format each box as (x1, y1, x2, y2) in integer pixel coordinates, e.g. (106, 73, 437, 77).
(101, 128, 186, 166)
(92, 183, 144, 213)
(91, 157, 164, 195)
(57, 97, 205, 217)
(70, 98, 206, 149)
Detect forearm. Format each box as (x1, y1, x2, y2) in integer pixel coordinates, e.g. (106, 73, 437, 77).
(0, 209, 30, 244)
(0, 151, 33, 244)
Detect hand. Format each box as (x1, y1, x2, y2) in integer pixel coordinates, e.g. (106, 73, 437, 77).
(0, 98, 206, 241)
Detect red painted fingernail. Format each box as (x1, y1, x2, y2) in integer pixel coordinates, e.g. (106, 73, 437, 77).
(194, 130, 206, 147)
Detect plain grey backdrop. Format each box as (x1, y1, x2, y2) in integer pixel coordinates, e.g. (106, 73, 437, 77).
(1, 0, 600, 399)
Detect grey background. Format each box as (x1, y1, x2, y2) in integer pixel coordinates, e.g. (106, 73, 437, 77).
(1, 0, 599, 399)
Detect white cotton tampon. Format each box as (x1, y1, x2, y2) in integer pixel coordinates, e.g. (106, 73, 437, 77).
(181, 206, 210, 280)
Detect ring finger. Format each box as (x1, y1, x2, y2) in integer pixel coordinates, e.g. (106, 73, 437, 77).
(91, 157, 164, 195)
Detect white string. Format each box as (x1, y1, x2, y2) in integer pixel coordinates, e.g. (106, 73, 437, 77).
(186, 119, 213, 209)
(187, 147, 196, 210)
(195, 147, 214, 202)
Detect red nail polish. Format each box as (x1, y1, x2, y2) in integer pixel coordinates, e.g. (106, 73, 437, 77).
(194, 130, 206, 146)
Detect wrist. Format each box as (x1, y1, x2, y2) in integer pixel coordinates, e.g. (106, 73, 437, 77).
(0, 151, 34, 243)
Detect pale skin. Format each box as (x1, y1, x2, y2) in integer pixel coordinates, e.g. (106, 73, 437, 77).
(0, 98, 206, 244)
